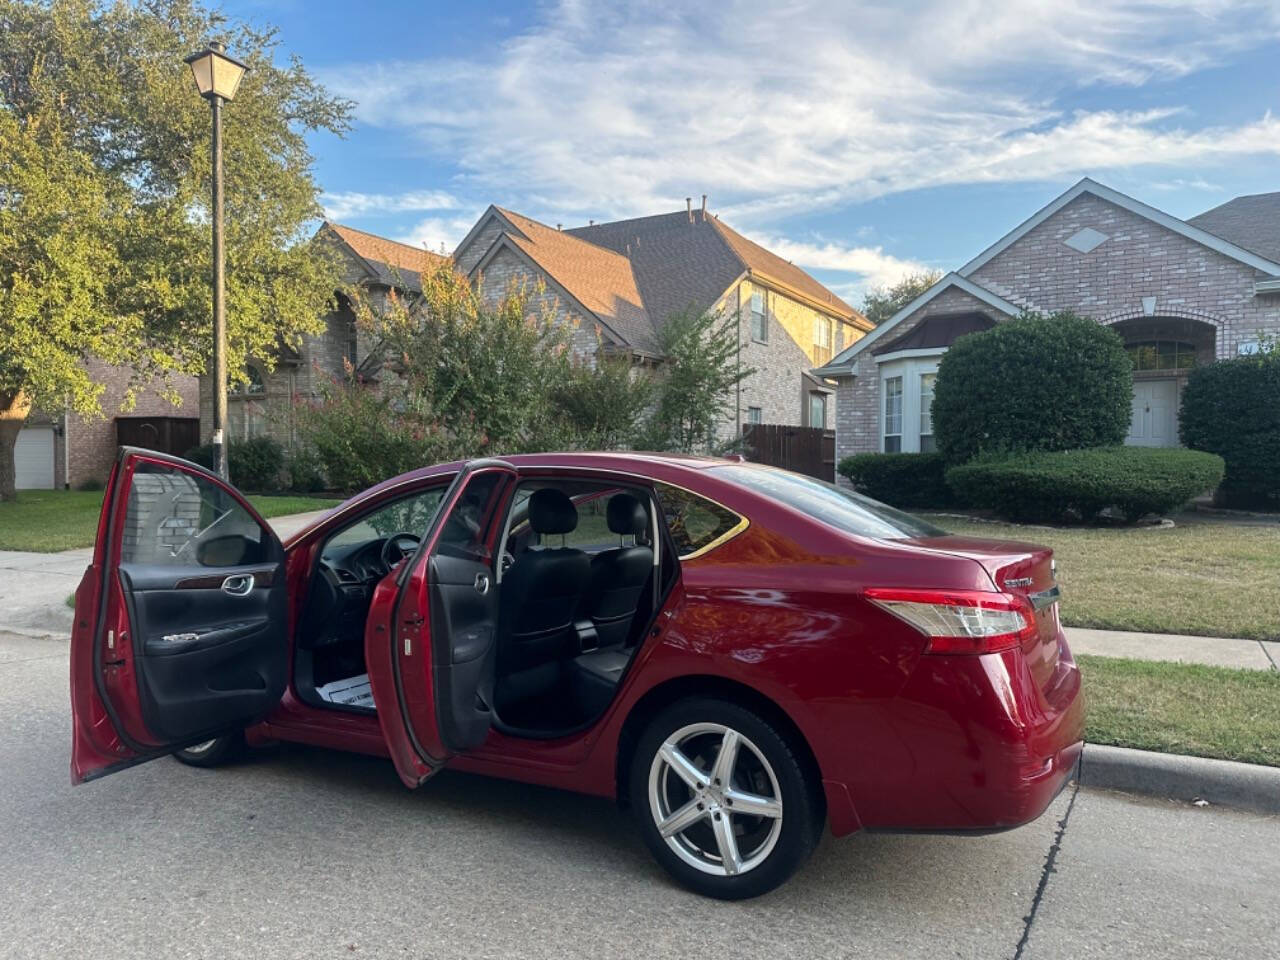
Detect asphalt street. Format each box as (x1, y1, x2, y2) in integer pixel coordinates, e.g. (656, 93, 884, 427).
(1, 630, 1276, 960)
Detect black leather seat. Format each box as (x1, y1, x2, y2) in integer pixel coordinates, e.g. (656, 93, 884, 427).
(496, 489, 591, 677)
(580, 493, 653, 649)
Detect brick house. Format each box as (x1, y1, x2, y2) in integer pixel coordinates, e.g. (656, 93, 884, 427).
(453, 199, 873, 438)
(196, 222, 447, 456)
(819, 178, 1280, 463)
(17, 361, 199, 490)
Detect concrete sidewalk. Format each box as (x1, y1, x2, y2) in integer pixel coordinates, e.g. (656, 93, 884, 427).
(1066, 626, 1278, 672)
(0, 510, 331, 637)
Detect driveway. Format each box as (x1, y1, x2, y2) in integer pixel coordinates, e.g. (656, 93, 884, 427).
(2, 630, 1276, 959)
(0, 510, 328, 637)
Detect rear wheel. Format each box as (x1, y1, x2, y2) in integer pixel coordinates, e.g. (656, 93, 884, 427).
(629, 697, 823, 899)
(173, 732, 245, 768)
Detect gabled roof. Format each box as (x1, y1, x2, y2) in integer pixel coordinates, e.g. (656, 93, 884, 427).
(323, 222, 448, 291)
(1188, 191, 1280, 264)
(471, 207, 659, 354)
(569, 210, 868, 329)
(816, 273, 1021, 373)
(870, 311, 996, 356)
(957, 177, 1280, 280)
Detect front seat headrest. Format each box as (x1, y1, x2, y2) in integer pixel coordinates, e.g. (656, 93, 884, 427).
(528, 488, 578, 536)
(606, 493, 648, 537)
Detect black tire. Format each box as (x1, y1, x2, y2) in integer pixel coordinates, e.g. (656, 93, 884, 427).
(629, 697, 823, 900)
(172, 732, 245, 768)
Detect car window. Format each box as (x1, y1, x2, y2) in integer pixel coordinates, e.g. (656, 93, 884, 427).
(327, 486, 447, 551)
(121, 462, 265, 567)
(653, 482, 742, 558)
(709, 464, 946, 541)
(507, 486, 643, 550)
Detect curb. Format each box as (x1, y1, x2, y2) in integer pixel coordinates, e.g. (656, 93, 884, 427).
(1080, 743, 1280, 815)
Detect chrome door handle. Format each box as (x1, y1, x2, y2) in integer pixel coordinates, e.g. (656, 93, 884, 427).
(474, 573, 490, 595)
(221, 574, 254, 597)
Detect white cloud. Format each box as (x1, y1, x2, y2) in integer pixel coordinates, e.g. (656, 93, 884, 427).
(393, 214, 482, 255)
(747, 234, 933, 291)
(320, 189, 460, 221)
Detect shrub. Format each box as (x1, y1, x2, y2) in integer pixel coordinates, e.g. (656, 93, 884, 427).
(1179, 350, 1280, 509)
(184, 436, 286, 491)
(837, 452, 954, 507)
(932, 312, 1133, 463)
(285, 447, 327, 493)
(944, 447, 1225, 523)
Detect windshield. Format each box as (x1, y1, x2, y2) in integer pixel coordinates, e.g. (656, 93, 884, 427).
(709, 464, 947, 541)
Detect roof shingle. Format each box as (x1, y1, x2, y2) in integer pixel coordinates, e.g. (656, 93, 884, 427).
(326, 222, 447, 291)
(1187, 192, 1280, 264)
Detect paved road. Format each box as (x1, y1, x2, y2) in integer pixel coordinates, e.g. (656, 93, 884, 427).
(1, 630, 1277, 960)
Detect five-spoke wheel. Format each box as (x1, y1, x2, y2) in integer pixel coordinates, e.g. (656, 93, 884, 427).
(631, 698, 822, 899)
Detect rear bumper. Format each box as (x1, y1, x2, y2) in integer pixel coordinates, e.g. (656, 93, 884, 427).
(823, 636, 1085, 835)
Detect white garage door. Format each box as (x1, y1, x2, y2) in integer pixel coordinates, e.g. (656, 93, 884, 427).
(15, 426, 55, 489)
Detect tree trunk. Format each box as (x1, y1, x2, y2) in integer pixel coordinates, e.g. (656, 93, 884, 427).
(0, 391, 32, 502)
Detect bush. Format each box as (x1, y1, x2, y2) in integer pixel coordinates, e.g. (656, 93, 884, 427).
(285, 447, 327, 493)
(184, 436, 286, 491)
(837, 452, 954, 508)
(945, 447, 1225, 523)
(1179, 350, 1280, 509)
(932, 312, 1133, 463)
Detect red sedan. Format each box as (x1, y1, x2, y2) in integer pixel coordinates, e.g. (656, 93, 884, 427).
(70, 448, 1083, 899)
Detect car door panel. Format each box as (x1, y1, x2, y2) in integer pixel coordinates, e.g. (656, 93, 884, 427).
(70, 448, 289, 783)
(366, 461, 515, 788)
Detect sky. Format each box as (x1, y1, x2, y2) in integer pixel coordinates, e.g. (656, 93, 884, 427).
(223, 0, 1280, 307)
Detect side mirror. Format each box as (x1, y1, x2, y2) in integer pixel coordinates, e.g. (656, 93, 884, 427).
(196, 533, 260, 567)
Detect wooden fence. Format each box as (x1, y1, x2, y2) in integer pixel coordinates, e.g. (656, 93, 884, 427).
(741, 423, 836, 482)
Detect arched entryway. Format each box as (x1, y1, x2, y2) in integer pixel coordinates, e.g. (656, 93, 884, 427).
(1106, 316, 1217, 447)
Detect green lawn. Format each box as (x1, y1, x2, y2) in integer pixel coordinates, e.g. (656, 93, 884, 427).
(1080, 655, 1280, 767)
(0, 489, 340, 552)
(931, 516, 1280, 641)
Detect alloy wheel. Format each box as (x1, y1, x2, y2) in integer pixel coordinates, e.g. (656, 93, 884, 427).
(647, 721, 783, 877)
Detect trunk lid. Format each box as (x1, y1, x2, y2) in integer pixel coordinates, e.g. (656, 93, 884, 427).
(907, 535, 1062, 689)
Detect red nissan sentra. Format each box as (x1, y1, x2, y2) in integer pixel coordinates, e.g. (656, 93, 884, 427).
(70, 448, 1083, 899)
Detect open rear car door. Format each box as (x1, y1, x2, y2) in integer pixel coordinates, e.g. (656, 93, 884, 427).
(70, 448, 288, 783)
(366, 460, 516, 788)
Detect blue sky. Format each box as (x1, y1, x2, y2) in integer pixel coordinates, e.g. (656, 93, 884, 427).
(224, 0, 1280, 306)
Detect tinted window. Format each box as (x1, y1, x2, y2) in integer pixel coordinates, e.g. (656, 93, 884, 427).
(121, 462, 265, 567)
(654, 482, 742, 557)
(709, 464, 946, 541)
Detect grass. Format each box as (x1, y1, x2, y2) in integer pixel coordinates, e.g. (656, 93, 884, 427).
(1079, 655, 1280, 767)
(0, 489, 340, 553)
(932, 516, 1280, 641)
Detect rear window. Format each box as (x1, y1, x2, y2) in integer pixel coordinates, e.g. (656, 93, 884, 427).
(654, 482, 743, 557)
(709, 464, 946, 541)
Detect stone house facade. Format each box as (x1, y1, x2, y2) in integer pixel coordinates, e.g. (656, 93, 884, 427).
(455, 202, 872, 439)
(820, 178, 1280, 465)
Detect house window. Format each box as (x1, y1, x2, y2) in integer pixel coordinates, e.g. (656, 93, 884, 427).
(230, 363, 265, 397)
(808, 392, 827, 429)
(746, 406, 763, 425)
(750, 290, 767, 342)
(1127, 340, 1197, 371)
(919, 372, 936, 452)
(813, 317, 832, 366)
(883, 376, 903, 452)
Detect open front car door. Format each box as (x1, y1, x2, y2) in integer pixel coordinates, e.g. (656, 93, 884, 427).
(70, 448, 289, 783)
(365, 460, 516, 788)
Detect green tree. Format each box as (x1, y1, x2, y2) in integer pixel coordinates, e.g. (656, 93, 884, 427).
(0, 0, 350, 498)
(642, 308, 754, 454)
(861, 270, 942, 328)
(550, 353, 654, 450)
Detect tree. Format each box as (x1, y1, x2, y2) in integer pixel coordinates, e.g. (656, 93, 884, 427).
(931, 311, 1132, 463)
(861, 270, 942, 328)
(642, 308, 754, 454)
(550, 353, 655, 450)
(0, 0, 351, 498)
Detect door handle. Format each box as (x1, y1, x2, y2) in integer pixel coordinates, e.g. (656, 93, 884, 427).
(221, 574, 255, 597)
(474, 573, 491, 595)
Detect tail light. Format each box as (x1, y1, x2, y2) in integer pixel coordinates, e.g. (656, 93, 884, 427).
(864, 587, 1037, 655)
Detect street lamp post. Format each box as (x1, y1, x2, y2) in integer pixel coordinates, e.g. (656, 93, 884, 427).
(184, 41, 248, 480)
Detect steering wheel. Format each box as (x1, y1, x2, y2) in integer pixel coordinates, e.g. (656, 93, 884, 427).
(380, 532, 421, 571)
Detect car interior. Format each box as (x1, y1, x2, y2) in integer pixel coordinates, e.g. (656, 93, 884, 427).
(292, 475, 678, 739)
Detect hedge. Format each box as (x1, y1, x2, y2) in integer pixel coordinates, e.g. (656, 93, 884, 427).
(185, 436, 286, 492)
(837, 452, 954, 508)
(932, 312, 1133, 463)
(1179, 350, 1280, 509)
(945, 447, 1225, 523)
